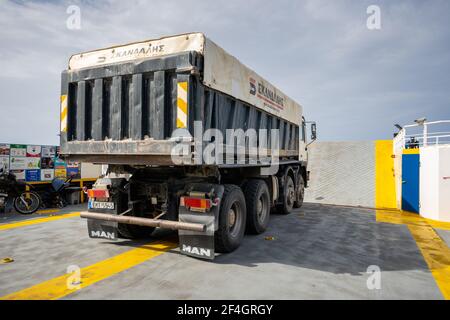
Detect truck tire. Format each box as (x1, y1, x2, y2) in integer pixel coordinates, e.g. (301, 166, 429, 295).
(244, 180, 270, 234)
(215, 185, 247, 253)
(293, 174, 305, 209)
(117, 223, 155, 239)
(276, 175, 295, 215)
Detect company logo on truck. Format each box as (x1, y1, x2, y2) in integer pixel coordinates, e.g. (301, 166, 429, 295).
(96, 44, 165, 64)
(182, 244, 211, 257)
(249, 77, 284, 110)
(91, 230, 115, 239)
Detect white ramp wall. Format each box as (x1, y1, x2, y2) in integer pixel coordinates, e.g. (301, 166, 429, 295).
(420, 145, 450, 222)
(304, 141, 375, 208)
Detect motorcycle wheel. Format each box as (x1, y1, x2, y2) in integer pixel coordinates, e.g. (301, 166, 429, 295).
(14, 191, 41, 214)
(56, 198, 66, 209)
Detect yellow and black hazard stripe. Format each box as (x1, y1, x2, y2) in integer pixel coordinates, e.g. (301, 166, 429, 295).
(177, 82, 188, 128)
(60, 94, 68, 133)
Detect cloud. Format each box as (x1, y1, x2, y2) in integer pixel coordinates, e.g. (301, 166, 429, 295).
(0, 0, 449, 145)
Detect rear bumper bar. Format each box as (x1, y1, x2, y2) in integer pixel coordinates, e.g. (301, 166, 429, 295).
(80, 211, 206, 232)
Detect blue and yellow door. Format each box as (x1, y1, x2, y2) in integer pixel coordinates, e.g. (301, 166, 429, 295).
(401, 149, 420, 213)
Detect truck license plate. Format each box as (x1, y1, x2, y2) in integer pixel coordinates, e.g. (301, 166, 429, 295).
(92, 201, 115, 210)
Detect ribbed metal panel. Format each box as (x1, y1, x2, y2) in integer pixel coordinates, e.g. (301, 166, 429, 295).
(110, 76, 122, 140)
(91, 78, 103, 140)
(61, 51, 300, 163)
(75, 81, 86, 141)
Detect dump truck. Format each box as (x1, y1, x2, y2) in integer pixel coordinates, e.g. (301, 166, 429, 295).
(60, 32, 316, 259)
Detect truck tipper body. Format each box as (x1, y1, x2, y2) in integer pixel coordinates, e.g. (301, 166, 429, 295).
(60, 33, 315, 259)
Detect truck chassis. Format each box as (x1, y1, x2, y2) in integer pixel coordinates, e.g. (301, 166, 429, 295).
(81, 163, 307, 259)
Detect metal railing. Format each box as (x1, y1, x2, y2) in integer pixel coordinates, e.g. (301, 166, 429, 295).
(394, 120, 450, 150)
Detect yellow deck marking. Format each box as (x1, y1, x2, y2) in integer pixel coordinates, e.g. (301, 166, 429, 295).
(0, 212, 80, 231)
(376, 209, 450, 231)
(1, 240, 177, 300)
(375, 140, 397, 209)
(424, 219, 450, 232)
(408, 224, 450, 300)
(36, 209, 61, 215)
(377, 209, 450, 299)
(376, 209, 426, 226)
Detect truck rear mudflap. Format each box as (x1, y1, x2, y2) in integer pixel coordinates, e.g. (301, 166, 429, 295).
(177, 184, 224, 260)
(86, 218, 118, 241)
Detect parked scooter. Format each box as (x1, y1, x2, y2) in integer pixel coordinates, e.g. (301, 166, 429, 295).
(0, 166, 41, 214)
(39, 177, 82, 209)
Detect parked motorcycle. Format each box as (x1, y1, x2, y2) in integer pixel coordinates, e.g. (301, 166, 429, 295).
(39, 177, 82, 209)
(0, 167, 41, 214)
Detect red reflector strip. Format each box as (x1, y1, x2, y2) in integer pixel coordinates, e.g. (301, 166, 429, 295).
(87, 189, 110, 198)
(181, 197, 211, 210)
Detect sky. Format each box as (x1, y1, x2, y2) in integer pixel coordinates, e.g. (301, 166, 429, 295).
(0, 0, 449, 145)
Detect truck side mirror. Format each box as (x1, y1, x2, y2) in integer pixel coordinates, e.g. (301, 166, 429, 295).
(311, 123, 317, 141)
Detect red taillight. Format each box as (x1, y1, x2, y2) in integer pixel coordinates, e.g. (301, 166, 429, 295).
(87, 189, 110, 199)
(180, 197, 211, 211)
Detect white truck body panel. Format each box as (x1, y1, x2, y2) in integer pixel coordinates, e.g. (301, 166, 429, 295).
(68, 33, 205, 70)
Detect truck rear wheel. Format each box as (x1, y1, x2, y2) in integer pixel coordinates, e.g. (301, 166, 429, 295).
(118, 223, 155, 239)
(244, 180, 270, 234)
(276, 175, 295, 215)
(293, 174, 305, 209)
(215, 185, 247, 253)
